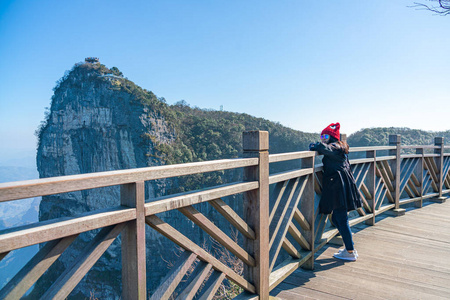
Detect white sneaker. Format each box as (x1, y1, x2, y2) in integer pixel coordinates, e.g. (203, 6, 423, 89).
(333, 249, 358, 261)
(334, 248, 358, 258)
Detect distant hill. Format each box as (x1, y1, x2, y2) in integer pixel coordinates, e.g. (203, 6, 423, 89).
(348, 127, 450, 148)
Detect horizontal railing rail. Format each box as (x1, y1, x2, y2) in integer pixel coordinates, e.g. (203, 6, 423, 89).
(0, 158, 258, 203)
(0, 133, 449, 299)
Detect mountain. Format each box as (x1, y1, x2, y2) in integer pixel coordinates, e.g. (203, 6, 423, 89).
(348, 127, 450, 147)
(30, 59, 318, 298)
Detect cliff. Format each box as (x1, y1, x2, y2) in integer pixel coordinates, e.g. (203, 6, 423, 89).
(34, 61, 178, 298)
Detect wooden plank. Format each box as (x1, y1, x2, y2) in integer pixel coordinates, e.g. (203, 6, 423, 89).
(293, 208, 310, 231)
(384, 183, 395, 203)
(399, 197, 422, 206)
(375, 204, 395, 215)
(243, 131, 270, 298)
(355, 163, 370, 187)
(349, 146, 396, 152)
(288, 222, 310, 250)
(314, 173, 322, 195)
(0, 235, 77, 300)
(0, 158, 258, 202)
(316, 228, 340, 250)
(423, 174, 433, 194)
(145, 181, 258, 216)
(198, 271, 226, 300)
(268, 254, 312, 291)
(378, 162, 394, 192)
(281, 237, 301, 259)
(209, 198, 256, 240)
(233, 291, 259, 300)
(271, 282, 352, 299)
(357, 186, 372, 213)
(269, 178, 308, 272)
(356, 207, 372, 216)
(376, 155, 396, 162)
(410, 173, 421, 187)
(269, 181, 288, 224)
(360, 182, 373, 201)
(269, 151, 315, 163)
(364, 152, 376, 225)
(424, 158, 439, 183)
(268, 168, 313, 185)
(403, 184, 415, 199)
(376, 188, 388, 210)
(407, 179, 420, 197)
(145, 215, 256, 293)
(381, 160, 395, 181)
(177, 261, 213, 300)
(41, 223, 125, 300)
(399, 157, 411, 175)
(348, 214, 373, 227)
(0, 206, 135, 253)
(350, 164, 364, 185)
(349, 158, 374, 165)
(150, 251, 198, 300)
(269, 178, 300, 249)
(401, 145, 437, 149)
(121, 182, 146, 300)
(430, 155, 440, 175)
(401, 154, 423, 159)
(178, 205, 255, 267)
(299, 168, 315, 270)
(399, 158, 419, 194)
(314, 214, 328, 242)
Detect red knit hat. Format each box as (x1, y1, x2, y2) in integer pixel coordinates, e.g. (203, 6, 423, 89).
(321, 122, 340, 140)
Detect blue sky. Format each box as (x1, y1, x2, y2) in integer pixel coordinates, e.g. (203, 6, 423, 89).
(0, 0, 449, 166)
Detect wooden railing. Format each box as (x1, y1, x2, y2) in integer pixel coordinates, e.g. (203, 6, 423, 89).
(0, 132, 449, 299)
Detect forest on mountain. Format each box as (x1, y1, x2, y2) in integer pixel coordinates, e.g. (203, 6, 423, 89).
(348, 127, 450, 147)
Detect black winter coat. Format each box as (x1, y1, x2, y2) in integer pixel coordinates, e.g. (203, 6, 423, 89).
(310, 142, 362, 214)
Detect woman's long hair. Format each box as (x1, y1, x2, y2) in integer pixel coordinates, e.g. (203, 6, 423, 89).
(328, 136, 349, 154)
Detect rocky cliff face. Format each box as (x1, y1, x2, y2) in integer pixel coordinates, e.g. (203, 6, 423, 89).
(35, 61, 180, 299)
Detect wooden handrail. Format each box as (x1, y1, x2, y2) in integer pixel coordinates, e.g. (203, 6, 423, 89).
(0, 206, 135, 253)
(268, 151, 315, 163)
(348, 146, 396, 152)
(0, 157, 258, 203)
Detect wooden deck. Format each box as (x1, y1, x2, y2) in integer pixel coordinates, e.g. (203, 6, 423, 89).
(270, 200, 450, 300)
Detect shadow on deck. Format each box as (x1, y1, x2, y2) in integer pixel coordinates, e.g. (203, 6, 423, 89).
(271, 200, 450, 300)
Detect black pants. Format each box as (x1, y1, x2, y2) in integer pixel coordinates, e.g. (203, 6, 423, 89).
(331, 206, 354, 251)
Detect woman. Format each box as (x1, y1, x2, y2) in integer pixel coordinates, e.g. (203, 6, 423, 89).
(309, 122, 362, 261)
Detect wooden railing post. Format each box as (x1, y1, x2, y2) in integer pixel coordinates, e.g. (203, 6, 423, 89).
(365, 150, 376, 226)
(389, 135, 405, 215)
(301, 155, 315, 270)
(243, 131, 269, 299)
(433, 137, 447, 202)
(121, 181, 147, 299)
(415, 147, 424, 208)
